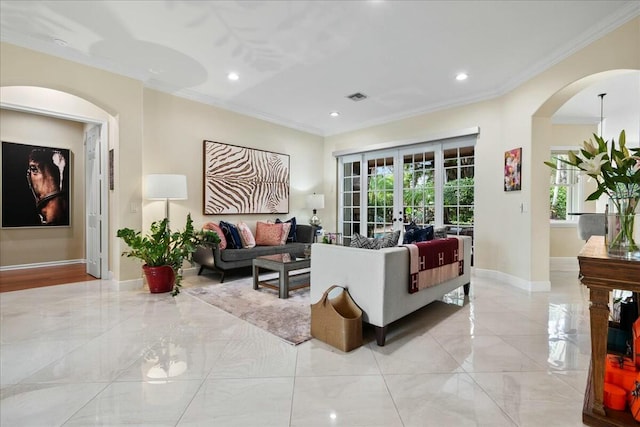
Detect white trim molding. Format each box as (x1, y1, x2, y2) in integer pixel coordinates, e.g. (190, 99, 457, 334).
(332, 126, 479, 157)
(114, 278, 144, 292)
(474, 268, 551, 292)
(0, 259, 85, 271)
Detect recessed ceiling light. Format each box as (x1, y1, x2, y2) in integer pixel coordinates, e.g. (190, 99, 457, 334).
(329, 111, 340, 117)
(52, 38, 68, 47)
(148, 68, 162, 75)
(227, 72, 239, 81)
(455, 72, 468, 81)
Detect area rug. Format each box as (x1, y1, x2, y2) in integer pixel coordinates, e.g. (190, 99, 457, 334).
(186, 274, 311, 345)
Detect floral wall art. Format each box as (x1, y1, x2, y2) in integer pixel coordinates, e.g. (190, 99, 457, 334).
(504, 147, 522, 192)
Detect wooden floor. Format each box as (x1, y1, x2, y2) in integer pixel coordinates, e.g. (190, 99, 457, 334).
(0, 264, 98, 293)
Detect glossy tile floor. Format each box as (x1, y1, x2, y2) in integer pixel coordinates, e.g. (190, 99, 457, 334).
(1, 268, 591, 426)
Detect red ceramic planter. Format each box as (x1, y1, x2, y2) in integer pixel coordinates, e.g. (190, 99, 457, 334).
(143, 265, 175, 293)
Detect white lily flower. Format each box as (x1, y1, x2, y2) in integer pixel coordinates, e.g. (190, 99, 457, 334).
(582, 139, 598, 156)
(568, 150, 580, 165)
(578, 152, 607, 176)
(632, 156, 640, 173)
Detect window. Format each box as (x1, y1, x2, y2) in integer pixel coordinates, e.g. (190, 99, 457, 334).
(341, 156, 361, 238)
(549, 149, 581, 222)
(443, 146, 475, 235)
(402, 150, 436, 225)
(337, 135, 476, 241)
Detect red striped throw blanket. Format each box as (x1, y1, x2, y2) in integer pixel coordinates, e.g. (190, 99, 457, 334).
(404, 237, 464, 294)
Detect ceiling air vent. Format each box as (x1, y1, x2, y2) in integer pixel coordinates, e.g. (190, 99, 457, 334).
(346, 92, 368, 102)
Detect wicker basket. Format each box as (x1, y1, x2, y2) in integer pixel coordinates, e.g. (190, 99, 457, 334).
(311, 285, 363, 352)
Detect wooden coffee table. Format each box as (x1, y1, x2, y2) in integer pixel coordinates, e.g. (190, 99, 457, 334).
(252, 253, 310, 299)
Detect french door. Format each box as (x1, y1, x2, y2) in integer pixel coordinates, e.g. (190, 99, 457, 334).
(338, 138, 474, 244)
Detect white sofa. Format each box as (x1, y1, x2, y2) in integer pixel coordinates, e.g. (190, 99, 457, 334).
(310, 236, 472, 346)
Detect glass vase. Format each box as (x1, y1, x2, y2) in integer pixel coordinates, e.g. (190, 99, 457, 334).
(606, 197, 640, 260)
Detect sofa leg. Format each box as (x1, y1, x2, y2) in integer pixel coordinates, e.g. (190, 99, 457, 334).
(375, 326, 387, 346)
(197, 266, 204, 276)
(463, 283, 470, 295)
(219, 271, 225, 283)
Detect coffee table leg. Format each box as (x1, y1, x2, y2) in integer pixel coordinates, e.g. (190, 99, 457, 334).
(253, 264, 259, 290)
(279, 267, 288, 299)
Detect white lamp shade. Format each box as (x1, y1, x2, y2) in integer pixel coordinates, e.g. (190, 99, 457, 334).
(145, 174, 188, 200)
(306, 193, 325, 210)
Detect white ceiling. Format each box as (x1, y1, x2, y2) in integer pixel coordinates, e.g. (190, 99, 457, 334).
(1, 0, 639, 137)
(553, 71, 640, 144)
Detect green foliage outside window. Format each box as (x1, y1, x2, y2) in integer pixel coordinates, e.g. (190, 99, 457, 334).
(365, 170, 475, 225)
(443, 177, 475, 225)
(550, 186, 567, 220)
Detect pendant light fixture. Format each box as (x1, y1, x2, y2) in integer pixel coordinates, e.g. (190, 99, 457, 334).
(598, 92, 606, 137)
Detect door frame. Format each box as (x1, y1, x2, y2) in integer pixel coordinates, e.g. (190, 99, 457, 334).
(336, 130, 477, 241)
(1, 100, 110, 279)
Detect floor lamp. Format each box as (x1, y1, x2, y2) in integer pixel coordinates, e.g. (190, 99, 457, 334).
(144, 174, 188, 226)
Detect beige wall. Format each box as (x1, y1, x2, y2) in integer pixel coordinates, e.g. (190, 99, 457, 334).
(0, 47, 323, 279)
(548, 124, 598, 258)
(0, 109, 85, 266)
(550, 228, 585, 258)
(0, 17, 638, 284)
(323, 17, 640, 285)
(0, 42, 144, 280)
(141, 89, 324, 232)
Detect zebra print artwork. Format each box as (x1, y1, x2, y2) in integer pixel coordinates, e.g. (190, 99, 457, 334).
(203, 141, 290, 214)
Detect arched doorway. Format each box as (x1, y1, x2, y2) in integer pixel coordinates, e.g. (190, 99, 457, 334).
(1, 86, 114, 279)
(532, 69, 639, 274)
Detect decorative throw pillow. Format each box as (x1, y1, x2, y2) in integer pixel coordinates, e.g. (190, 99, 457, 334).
(255, 221, 284, 246)
(434, 226, 448, 239)
(219, 221, 243, 249)
(404, 221, 418, 231)
(379, 230, 401, 248)
(275, 217, 297, 242)
(350, 233, 376, 249)
(202, 222, 227, 250)
(236, 221, 256, 248)
(279, 222, 292, 245)
(350, 230, 400, 250)
(403, 224, 434, 244)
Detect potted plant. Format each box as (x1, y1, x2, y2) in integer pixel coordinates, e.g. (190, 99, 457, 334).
(117, 214, 220, 295)
(545, 130, 640, 258)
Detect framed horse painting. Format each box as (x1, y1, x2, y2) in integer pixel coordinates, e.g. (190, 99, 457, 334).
(2, 141, 71, 227)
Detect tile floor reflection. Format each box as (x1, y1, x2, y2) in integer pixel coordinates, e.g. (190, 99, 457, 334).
(1, 269, 591, 426)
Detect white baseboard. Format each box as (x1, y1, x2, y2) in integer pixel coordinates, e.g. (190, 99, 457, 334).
(115, 278, 144, 291)
(0, 259, 85, 271)
(550, 257, 579, 271)
(181, 266, 198, 277)
(474, 268, 551, 292)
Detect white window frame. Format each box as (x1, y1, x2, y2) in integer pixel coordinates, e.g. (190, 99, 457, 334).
(549, 146, 584, 227)
(336, 133, 476, 239)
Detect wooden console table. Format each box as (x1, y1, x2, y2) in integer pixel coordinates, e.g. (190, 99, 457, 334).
(578, 236, 640, 426)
